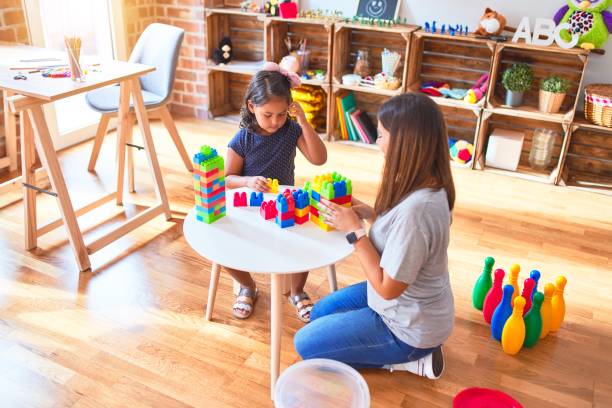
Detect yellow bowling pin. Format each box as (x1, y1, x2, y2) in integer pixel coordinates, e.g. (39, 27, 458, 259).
(509, 264, 520, 307)
(540, 283, 555, 339)
(502, 296, 526, 355)
(550, 275, 567, 332)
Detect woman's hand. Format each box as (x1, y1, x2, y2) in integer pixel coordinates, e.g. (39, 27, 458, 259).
(246, 176, 270, 192)
(319, 198, 362, 233)
(289, 102, 307, 124)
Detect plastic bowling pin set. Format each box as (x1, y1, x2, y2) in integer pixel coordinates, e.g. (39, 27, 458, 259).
(472, 256, 567, 356)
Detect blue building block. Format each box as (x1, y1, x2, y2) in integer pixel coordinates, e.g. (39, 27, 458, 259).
(250, 191, 264, 207)
(333, 181, 347, 198)
(275, 217, 295, 228)
(292, 189, 309, 209)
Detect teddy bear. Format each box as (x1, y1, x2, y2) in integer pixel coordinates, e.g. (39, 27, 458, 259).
(213, 36, 232, 65)
(473, 7, 508, 37)
(554, 0, 612, 50)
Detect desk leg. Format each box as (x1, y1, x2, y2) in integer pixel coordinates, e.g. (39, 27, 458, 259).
(3, 90, 18, 172)
(27, 106, 90, 271)
(205, 262, 221, 321)
(127, 114, 136, 193)
(129, 78, 171, 220)
(270, 273, 284, 400)
(327, 264, 338, 292)
(20, 111, 36, 250)
(116, 82, 131, 206)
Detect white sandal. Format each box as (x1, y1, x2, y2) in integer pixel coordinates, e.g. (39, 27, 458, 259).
(288, 292, 314, 323)
(232, 287, 258, 319)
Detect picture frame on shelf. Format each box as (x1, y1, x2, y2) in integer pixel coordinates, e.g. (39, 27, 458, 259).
(356, 0, 401, 21)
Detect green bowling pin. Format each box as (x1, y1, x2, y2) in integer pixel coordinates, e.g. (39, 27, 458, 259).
(472, 257, 495, 310)
(524, 292, 544, 347)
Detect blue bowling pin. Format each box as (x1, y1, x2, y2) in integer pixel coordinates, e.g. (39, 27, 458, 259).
(530, 270, 541, 300)
(491, 285, 514, 341)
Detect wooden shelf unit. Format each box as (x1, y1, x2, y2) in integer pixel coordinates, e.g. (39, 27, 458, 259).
(557, 115, 612, 195)
(475, 111, 570, 184)
(328, 85, 387, 143)
(486, 42, 589, 124)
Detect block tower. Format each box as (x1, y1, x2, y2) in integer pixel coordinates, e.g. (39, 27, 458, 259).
(292, 189, 310, 225)
(304, 172, 352, 232)
(275, 189, 295, 228)
(193, 145, 226, 224)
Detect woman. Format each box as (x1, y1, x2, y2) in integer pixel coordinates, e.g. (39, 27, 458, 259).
(293, 93, 455, 379)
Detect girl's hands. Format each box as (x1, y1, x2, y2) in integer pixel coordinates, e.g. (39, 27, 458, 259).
(289, 102, 307, 124)
(319, 198, 362, 233)
(246, 176, 270, 192)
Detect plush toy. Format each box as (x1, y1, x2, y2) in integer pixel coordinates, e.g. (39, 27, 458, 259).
(240, 1, 260, 13)
(464, 74, 489, 104)
(213, 36, 232, 65)
(264, 0, 280, 16)
(474, 8, 508, 37)
(554, 0, 612, 50)
(450, 140, 474, 165)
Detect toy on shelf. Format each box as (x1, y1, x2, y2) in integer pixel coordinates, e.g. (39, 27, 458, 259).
(473, 257, 569, 355)
(279, 0, 298, 19)
(240, 1, 261, 13)
(464, 73, 489, 104)
(350, 15, 409, 27)
(268, 178, 279, 193)
(449, 139, 474, 165)
(303, 172, 352, 232)
(473, 8, 508, 38)
(420, 81, 467, 100)
(292, 85, 326, 131)
(501, 296, 526, 355)
(250, 191, 264, 207)
(213, 36, 233, 65)
(554, 0, 612, 50)
(472, 256, 495, 310)
(193, 146, 226, 224)
(234, 191, 248, 207)
(264, 0, 280, 16)
(276, 189, 296, 228)
(298, 9, 344, 22)
(424, 21, 469, 36)
(260, 199, 278, 220)
(293, 189, 310, 224)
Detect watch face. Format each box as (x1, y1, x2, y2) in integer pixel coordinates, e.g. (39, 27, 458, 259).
(346, 232, 357, 244)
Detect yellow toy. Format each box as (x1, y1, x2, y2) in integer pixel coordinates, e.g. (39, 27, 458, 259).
(550, 275, 567, 332)
(267, 178, 279, 194)
(540, 282, 555, 339)
(501, 296, 526, 355)
(508, 264, 520, 306)
(303, 172, 352, 232)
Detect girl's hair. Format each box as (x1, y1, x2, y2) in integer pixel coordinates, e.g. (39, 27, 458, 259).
(240, 70, 293, 131)
(375, 93, 456, 215)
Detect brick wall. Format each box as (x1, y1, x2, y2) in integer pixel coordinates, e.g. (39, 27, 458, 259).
(0, 0, 30, 165)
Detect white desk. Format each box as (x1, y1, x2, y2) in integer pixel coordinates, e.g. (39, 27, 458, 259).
(183, 187, 354, 399)
(0, 44, 171, 271)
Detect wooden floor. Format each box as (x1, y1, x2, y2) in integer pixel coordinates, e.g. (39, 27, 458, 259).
(0, 117, 611, 408)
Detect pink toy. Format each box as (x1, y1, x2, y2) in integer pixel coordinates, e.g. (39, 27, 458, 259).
(464, 74, 489, 104)
(521, 278, 536, 316)
(260, 200, 278, 220)
(483, 268, 505, 324)
(233, 191, 247, 207)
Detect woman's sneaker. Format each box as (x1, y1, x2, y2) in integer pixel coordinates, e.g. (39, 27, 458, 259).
(384, 346, 444, 379)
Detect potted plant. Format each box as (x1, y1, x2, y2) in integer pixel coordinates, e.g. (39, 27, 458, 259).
(502, 63, 534, 107)
(539, 76, 571, 113)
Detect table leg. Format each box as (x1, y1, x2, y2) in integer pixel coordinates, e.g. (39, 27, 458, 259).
(127, 114, 136, 193)
(27, 105, 90, 271)
(20, 111, 36, 250)
(129, 78, 171, 220)
(116, 81, 131, 206)
(327, 264, 338, 292)
(270, 273, 284, 400)
(3, 90, 18, 171)
(205, 262, 221, 321)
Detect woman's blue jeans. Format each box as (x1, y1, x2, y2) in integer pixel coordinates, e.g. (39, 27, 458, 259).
(294, 282, 436, 368)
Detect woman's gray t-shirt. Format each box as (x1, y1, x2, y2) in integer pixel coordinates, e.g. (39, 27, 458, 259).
(367, 188, 455, 349)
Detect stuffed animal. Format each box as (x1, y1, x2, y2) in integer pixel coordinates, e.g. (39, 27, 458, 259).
(240, 1, 260, 13)
(464, 74, 489, 104)
(474, 8, 508, 37)
(213, 36, 232, 65)
(554, 0, 612, 50)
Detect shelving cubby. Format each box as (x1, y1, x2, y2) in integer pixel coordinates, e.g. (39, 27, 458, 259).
(486, 42, 589, 124)
(475, 111, 570, 184)
(442, 105, 482, 169)
(557, 115, 612, 195)
(406, 32, 496, 110)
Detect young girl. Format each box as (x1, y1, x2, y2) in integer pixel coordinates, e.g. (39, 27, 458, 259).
(293, 93, 455, 379)
(224, 62, 327, 321)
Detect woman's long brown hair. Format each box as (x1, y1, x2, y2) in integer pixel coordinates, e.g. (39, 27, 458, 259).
(374, 93, 455, 215)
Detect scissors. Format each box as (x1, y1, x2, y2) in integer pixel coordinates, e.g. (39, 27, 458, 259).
(13, 72, 27, 80)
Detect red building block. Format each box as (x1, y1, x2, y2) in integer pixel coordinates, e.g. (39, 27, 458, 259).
(233, 191, 247, 207)
(295, 214, 309, 225)
(260, 200, 278, 220)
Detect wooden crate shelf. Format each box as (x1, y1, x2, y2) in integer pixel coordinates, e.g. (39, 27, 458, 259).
(207, 71, 252, 119)
(442, 105, 481, 169)
(265, 18, 334, 82)
(486, 42, 589, 124)
(332, 22, 418, 96)
(558, 115, 612, 195)
(407, 32, 496, 110)
(204, 0, 266, 16)
(475, 111, 570, 184)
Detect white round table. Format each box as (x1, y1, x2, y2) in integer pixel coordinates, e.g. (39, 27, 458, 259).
(183, 187, 354, 399)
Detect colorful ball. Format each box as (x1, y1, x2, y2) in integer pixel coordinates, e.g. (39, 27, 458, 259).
(450, 140, 474, 164)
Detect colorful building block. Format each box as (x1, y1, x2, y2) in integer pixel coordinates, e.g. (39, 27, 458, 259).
(267, 178, 279, 194)
(260, 200, 278, 220)
(250, 191, 264, 207)
(275, 190, 295, 228)
(193, 145, 226, 224)
(304, 172, 352, 232)
(234, 191, 247, 207)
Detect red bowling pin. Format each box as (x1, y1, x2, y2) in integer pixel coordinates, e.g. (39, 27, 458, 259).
(483, 268, 505, 324)
(521, 278, 535, 316)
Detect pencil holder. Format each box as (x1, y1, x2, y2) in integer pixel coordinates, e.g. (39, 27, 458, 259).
(64, 36, 84, 82)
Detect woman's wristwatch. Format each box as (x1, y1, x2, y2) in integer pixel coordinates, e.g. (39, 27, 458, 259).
(345, 228, 366, 245)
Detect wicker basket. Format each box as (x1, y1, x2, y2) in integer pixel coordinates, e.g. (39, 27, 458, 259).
(585, 84, 612, 128)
